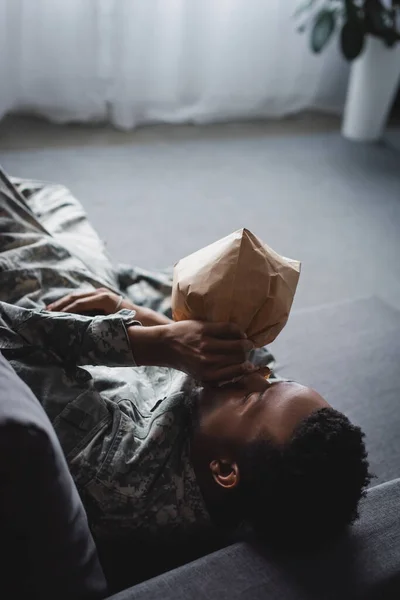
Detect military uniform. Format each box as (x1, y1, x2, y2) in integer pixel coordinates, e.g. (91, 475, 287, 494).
(0, 169, 211, 542)
(0, 168, 276, 543)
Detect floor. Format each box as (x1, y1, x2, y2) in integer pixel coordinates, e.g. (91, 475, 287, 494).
(1, 113, 400, 483)
(0, 112, 342, 150)
(0, 113, 399, 313)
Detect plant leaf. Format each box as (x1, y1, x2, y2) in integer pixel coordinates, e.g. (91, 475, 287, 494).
(344, 0, 358, 20)
(310, 9, 336, 53)
(340, 20, 365, 61)
(366, 0, 388, 35)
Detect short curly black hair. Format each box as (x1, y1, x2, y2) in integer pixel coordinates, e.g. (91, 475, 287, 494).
(236, 408, 372, 551)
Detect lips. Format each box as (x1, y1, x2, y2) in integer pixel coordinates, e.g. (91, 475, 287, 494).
(241, 392, 254, 405)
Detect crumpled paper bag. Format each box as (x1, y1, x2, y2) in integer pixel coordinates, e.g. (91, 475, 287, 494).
(172, 228, 301, 348)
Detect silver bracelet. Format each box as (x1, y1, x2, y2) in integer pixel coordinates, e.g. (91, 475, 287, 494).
(114, 295, 123, 312)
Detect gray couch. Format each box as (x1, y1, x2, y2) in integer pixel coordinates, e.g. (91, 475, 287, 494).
(1, 349, 400, 600)
(109, 479, 400, 600)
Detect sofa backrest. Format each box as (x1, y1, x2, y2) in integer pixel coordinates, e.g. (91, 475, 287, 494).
(0, 351, 107, 599)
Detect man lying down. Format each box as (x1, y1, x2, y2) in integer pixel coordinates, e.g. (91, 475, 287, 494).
(0, 169, 371, 554)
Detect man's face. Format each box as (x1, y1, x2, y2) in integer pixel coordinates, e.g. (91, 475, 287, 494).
(198, 373, 330, 449)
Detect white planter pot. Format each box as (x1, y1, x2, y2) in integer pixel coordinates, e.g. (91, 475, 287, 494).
(342, 35, 400, 142)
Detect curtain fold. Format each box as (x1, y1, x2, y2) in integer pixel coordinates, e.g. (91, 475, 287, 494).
(0, 0, 349, 130)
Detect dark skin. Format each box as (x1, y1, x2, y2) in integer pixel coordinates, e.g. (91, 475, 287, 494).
(190, 373, 330, 524)
(48, 288, 330, 523)
(47, 288, 256, 383)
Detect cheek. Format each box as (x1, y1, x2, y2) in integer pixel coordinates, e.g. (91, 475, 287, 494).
(202, 405, 243, 440)
(239, 405, 276, 443)
(254, 408, 291, 446)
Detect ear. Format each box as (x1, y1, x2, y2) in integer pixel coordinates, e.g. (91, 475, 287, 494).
(209, 459, 240, 489)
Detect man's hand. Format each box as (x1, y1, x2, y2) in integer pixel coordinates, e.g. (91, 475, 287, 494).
(128, 320, 255, 383)
(46, 288, 172, 326)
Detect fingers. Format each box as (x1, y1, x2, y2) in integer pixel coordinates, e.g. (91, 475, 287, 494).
(202, 338, 254, 356)
(164, 321, 252, 382)
(199, 339, 253, 375)
(203, 361, 256, 383)
(54, 297, 104, 315)
(203, 322, 247, 340)
(47, 290, 99, 312)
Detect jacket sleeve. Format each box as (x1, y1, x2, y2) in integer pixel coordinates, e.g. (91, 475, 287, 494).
(0, 303, 139, 367)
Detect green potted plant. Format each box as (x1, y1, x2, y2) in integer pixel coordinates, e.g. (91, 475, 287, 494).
(296, 0, 400, 141)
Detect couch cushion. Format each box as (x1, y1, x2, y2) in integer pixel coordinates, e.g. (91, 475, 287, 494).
(110, 478, 400, 600)
(0, 351, 107, 600)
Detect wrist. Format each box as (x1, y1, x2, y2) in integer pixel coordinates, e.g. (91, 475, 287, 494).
(127, 324, 171, 367)
(122, 300, 172, 327)
(120, 298, 136, 313)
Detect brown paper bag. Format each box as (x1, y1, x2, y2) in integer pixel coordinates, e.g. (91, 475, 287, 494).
(172, 228, 301, 348)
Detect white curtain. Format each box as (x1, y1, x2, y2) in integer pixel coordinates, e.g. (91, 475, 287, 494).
(0, 0, 349, 130)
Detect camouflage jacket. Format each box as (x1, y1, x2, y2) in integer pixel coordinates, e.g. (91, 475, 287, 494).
(0, 169, 211, 542)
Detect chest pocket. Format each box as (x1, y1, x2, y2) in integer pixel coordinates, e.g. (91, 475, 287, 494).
(52, 385, 111, 465)
(117, 398, 151, 424)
